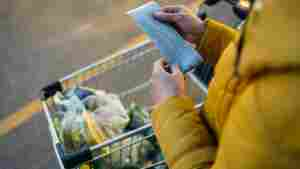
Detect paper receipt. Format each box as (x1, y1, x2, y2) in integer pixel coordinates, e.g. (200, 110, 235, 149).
(127, 1, 203, 72)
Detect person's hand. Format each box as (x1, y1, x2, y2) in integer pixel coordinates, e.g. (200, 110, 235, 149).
(153, 5, 205, 44)
(151, 59, 186, 106)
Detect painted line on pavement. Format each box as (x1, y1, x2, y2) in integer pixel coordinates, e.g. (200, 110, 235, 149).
(0, 0, 204, 137)
(0, 99, 42, 136)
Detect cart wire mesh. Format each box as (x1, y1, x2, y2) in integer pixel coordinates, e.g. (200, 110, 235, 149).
(41, 39, 207, 169)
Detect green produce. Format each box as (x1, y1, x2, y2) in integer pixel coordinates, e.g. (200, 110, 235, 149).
(126, 103, 150, 131)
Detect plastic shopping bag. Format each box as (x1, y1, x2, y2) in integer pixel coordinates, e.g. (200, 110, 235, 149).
(83, 90, 130, 138)
(61, 110, 89, 153)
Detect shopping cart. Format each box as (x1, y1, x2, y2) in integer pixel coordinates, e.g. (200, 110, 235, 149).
(40, 39, 209, 169)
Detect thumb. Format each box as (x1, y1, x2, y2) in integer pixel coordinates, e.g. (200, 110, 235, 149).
(153, 12, 181, 23)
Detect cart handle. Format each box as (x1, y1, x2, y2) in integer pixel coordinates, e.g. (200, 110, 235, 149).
(41, 81, 63, 100)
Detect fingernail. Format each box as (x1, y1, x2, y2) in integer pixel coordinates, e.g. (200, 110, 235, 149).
(153, 11, 161, 17)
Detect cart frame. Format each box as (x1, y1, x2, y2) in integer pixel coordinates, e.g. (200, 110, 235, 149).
(41, 39, 208, 169)
(40, 1, 247, 167)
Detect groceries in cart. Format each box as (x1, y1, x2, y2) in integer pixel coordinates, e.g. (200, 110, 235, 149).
(125, 103, 151, 131)
(83, 90, 130, 138)
(51, 86, 164, 169)
(53, 90, 90, 153)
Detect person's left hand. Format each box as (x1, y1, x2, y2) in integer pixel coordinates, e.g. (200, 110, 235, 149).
(151, 59, 186, 106)
(153, 5, 205, 44)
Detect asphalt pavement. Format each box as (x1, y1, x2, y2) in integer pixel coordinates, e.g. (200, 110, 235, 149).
(0, 0, 238, 168)
(0, 1, 183, 169)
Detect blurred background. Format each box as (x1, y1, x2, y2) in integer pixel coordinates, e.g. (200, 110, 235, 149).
(0, 0, 241, 168)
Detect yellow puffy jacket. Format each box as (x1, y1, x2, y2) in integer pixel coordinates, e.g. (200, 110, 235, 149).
(152, 1, 300, 169)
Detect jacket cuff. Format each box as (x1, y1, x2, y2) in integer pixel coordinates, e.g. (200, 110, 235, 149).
(153, 96, 195, 115)
(151, 96, 217, 169)
(196, 19, 221, 65)
(151, 96, 195, 136)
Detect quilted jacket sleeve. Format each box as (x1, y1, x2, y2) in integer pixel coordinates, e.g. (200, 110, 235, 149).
(151, 96, 217, 169)
(152, 71, 300, 169)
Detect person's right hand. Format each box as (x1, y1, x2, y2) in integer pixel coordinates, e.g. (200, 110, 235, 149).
(151, 59, 186, 106)
(153, 5, 205, 44)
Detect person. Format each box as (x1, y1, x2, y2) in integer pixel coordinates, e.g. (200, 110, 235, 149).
(150, 0, 300, 169)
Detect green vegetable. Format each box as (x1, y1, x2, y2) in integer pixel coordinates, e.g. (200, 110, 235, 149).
(53, 115, 64, 142)
(126, 103, 150, 131)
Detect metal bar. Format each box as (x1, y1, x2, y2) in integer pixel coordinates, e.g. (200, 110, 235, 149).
(64, 47, 155, 89)
(43, 34, 210, 169)
(90, 103, 204, 163)
(138, 138, 144, 165)
(129, 136, 133, 163)
(43, 102, 59, 144)
(120, 81, 151, 98)
(120, 142, 123, 167)
(119, 72, 208, 104)
(195, 102, 204, 110)
(92, 134, 155, 161)
(142, 160, 166, 169)
(187, 71, 208, 95)
(90, 123, 152, 151)
(43, 102, 65, 169)
(90, 102, 204, 152)
(60, 39, 152, 82)
(109, 145, 113, 168)
(237, 20, 245, 30)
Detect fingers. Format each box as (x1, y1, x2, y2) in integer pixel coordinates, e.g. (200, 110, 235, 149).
(171, 65, 183, 75)
(153, 5, 185, 23)
(152, 59, 184, 78)
(153, 11, 183, 23)
(161, 5, 183, 13)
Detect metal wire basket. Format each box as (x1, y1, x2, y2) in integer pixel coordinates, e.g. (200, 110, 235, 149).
(40, 40, 208, 169)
